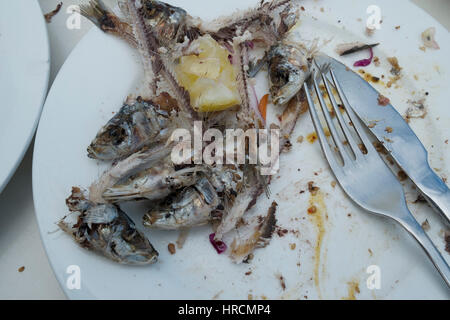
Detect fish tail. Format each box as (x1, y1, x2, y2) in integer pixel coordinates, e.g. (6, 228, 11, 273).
(80, 0, 136, 46)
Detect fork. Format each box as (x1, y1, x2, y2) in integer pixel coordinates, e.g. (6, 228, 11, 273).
(303, 67, 450, 288)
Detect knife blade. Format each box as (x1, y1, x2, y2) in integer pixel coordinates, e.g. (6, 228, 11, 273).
(314, 54, 450, 225)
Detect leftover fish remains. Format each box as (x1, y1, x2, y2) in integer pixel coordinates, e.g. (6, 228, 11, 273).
(61, 0, 315, 265)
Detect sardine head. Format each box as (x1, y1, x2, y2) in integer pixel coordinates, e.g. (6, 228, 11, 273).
(87, 124, 130, 161)
(269, 62, 303, 105)
(268, 45, 310, 106)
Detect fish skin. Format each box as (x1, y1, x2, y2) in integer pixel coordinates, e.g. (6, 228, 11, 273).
(102, 165, 201, 203)
(60, 187, 158, 265)
(143, 177, 219, 230)
(87, 100, 170, 161)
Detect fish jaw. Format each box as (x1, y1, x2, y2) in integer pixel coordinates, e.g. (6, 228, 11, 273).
(61, 188, 159, 265)
(271, 80, 304, 106)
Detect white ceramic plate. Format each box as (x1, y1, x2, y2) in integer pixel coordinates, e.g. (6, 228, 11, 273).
(0, 0, 50, 193)
(33, 0, 450, 299)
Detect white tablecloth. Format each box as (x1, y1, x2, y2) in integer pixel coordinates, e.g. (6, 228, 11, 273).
(0, 0, 448, 299)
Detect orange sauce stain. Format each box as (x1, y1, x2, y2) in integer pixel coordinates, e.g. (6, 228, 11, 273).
(307, 132, 318, 143)
(358, 70, 386, 86)
(342, 281, 360, 300)
(309, 191, 327, 299)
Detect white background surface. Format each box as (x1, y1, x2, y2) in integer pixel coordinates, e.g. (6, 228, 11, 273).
(0, 0, 448, 300)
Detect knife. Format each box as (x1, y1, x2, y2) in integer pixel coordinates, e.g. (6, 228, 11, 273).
(314, 54, 450, 225)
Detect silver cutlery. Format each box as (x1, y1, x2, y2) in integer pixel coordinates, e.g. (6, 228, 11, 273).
(304, 67, 450, 287)
(313, 54, 450, 225)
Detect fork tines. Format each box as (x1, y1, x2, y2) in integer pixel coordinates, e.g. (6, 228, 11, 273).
(304, 67, 376, 168)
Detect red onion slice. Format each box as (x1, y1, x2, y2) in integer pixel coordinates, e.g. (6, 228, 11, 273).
(353, 48, 374, 67)
(209, 233, 227, 254)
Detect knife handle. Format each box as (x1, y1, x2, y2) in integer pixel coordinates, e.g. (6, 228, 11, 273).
(416, 166, 450, 225)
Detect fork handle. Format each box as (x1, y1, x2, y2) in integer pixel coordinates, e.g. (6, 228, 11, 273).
(398, 212, 450, 288)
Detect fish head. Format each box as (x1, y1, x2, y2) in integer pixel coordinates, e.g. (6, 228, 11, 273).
(117, 212, 159, 265)
(268, 45, 310, 105)
(141, 0, 188, 44)
(87, 121, 132, 161)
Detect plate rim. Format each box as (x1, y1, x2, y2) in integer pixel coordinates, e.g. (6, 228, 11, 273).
(0, 0, 51, 193)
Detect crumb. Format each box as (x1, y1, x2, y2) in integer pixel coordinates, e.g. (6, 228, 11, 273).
(308, 181, 320, 196)
(276, 228, 289, 237)
(385, 127, 393, 133)
(277, 274, 286, 291)
(378, 94, 390, 106)
(44, 2, 63, 23)
(368, 248, 373, 256)
(347, 213, 352, 218)
(331, 181, 337, 188)
(307, 206, 317, 215)
(307, 132, 318, 144)
(445, 232, 450, 254)
(168, 243, 176, 255)
(18, 266, 25, 273)
(419, 46, 426, 52)
(387, 57, 402, 76)
(297, 136, 304, 144)
(395, 26, 400, 30)
(373, 56, 380, 67)
(301, 6, 305, 11)
(445, 140, 449, 144)
(421, 220, 430, 232)
(368, 121, 377, 128)
(290, 243, 296, 250)
(358, 143, 368, 154)
(320, 7, 324, 12)
(245, 271, 252, 276)
(413, 194, 427, 203)
(248, 294, 253, 300)
(397, 170, 408, 181)
(405, 99, 427, 121)
(373, 141, 388, 155)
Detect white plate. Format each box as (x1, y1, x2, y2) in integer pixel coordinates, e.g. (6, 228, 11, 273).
(33, 0, 450, 299)
(0, 0, 50, 193)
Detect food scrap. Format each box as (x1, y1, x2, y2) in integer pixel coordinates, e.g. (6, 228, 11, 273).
(377, 94, 390, 106)
(277, 274, 287, 291)
(308, 181, 320, 196)
(354, 47, 374, 67)
(445, 231, 450, 254)
(209, 233, 227, 254)
(421, 27, 440, 50)
(387, 57, 402, 76)
(258, 94, 269, 122)
(307, 132, 318, 144)
(307, 205, 317, 215)
(168, 243, 176, 255)
(335, 42, 379, 56)
(397, 170, 407, 182)
(18, 266, 25, 273)
(44, 2, 63, 23)
(421, 220, 430, 232)
(405, 99, 427, 121)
